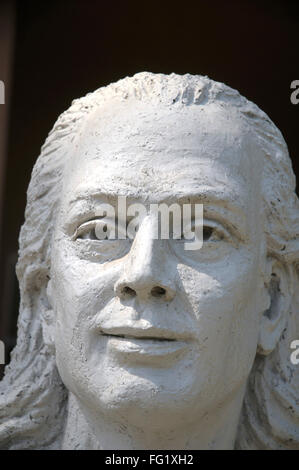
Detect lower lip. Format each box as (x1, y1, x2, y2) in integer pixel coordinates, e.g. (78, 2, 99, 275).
(105, 336, 189, 363)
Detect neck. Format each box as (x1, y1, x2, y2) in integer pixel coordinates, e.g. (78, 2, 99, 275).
(61, 386, 246, 450)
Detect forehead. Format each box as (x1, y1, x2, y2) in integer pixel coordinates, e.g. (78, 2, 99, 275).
(62, 99, 263, 209)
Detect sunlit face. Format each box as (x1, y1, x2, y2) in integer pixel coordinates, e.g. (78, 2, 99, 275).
(51, 99, 267, 430)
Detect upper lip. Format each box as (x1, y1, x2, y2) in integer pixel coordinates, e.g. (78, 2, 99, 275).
(98, 326, 192, 342)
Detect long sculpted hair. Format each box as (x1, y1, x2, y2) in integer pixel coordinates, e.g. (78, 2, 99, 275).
(0, 73, 298, 449)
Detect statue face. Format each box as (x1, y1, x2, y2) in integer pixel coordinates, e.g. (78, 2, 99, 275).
(50, 100, 267, 429)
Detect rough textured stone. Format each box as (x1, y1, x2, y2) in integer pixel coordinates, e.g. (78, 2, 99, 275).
(0, 73, 298, 449)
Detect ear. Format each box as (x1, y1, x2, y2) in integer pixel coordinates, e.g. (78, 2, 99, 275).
(257, 259, 292, 356)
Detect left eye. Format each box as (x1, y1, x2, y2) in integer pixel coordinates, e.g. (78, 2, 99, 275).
(202, 226, 214, 241)
(181, 223, 223, 242)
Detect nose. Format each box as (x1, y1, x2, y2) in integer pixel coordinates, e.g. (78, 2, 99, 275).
(114, 216, 176, 302)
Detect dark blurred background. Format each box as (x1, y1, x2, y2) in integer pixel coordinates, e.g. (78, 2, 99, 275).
(0, 0, 298, 377)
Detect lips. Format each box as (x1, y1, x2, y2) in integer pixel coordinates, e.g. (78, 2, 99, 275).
(97, 325, 192, 363)
(98, 325, 191, 342)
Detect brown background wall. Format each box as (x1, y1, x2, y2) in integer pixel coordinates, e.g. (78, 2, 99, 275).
(0, 0, 298, 376)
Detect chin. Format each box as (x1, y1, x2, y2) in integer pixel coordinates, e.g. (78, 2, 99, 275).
(78, 368, 220, 428)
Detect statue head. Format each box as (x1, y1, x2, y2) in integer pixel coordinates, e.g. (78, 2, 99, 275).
(0, 72, 298, 449)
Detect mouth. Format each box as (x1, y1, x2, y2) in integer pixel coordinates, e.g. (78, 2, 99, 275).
(101, 332, 177, 342)
(98, 326, 191, 363)
(98, 325, 190, 341)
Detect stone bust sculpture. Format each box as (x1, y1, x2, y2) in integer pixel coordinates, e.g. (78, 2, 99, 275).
(0, 72, 298, 450)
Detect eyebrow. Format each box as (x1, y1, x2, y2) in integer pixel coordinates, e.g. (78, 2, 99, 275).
(69, 186, 243, 206)
(66, 187, 249, 238)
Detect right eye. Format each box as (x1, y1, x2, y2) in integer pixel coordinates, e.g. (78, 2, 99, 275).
(72, 219, 132, 263)
(73, 219, 115, 241)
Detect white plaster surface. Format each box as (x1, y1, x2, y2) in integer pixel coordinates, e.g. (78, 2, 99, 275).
(0, 72, 298, 449)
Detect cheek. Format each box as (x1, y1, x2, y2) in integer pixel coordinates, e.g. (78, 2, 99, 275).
(177, 255, 260, 317)
(51, 245, 121, 360)
(177, 255, 262, 380)
(51, 252, 123, 395)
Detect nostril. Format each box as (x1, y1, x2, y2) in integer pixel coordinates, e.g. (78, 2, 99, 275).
(151, 286, 166, 298)
(121, 286, 136, 297)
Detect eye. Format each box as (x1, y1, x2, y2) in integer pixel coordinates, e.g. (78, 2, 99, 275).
(78, 226, 106, 240)
(181, 222, 224, 243)
(72, 218, 132, 263)
(73, 219, 116, 241)
(202, 226, 214, 241)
